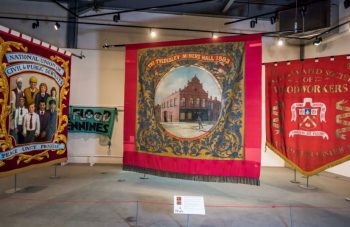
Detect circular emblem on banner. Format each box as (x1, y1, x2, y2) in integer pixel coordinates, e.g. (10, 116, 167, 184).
(154, 66, 222, 139)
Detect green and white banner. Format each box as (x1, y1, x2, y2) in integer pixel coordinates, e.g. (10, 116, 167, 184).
(68, 106, 118, 139)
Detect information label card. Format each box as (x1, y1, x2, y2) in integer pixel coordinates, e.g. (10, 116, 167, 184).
(174, 196, 205, 215)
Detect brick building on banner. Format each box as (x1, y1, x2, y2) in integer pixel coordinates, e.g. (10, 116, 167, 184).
(157, 75, 221, 123)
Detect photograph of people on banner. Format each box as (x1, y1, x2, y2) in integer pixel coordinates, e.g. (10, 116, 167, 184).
(9, 74, 59, 145)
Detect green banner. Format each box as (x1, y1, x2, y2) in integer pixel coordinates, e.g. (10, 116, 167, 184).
(68, 106, 117, 139)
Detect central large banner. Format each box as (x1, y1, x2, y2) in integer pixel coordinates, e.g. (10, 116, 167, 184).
(124, 35, 262, 185)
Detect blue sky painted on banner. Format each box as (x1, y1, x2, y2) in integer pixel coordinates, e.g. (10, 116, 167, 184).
(155, 66, 222, 105)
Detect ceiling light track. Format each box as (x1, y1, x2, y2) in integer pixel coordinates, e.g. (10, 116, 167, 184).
(79, 0, 217, 19)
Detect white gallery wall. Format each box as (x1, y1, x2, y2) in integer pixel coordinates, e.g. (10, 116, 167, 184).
(1, 0, 349, 177)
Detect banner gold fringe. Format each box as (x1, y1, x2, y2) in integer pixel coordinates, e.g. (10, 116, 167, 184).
(266, 142, 350, 176)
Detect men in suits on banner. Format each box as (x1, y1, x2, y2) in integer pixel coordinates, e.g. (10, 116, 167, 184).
(10, 77, 25, 141)
(37, 100, 50, 142)
(47, 99, 57, 140)
(14, 97, 28, 144)
(23, 103, 40, 143)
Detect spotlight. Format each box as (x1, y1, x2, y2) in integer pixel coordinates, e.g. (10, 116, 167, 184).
(103, 43, 109, 49)
(313, 37, 322, 46)
(277, 38, 284, 46)
(32, 20, 39, 29)
(212, 33, 218, 39)
(250, 18, 258, 28)
(270, 15, 277, 25)
(54, 22, 60, 30)
(113, 14, 120, 23)
(150, 29, 157, 38)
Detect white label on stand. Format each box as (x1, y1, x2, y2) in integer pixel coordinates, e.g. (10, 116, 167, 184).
(174, 196, 205, 215)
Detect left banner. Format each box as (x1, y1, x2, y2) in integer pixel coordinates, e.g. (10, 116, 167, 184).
(0, 25, 71, 177)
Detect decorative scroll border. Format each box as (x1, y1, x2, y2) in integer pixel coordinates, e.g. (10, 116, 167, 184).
(135, 42, 245, 160)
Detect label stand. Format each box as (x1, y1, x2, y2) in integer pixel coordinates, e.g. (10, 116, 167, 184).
(299, 176, 316, 190)
(290, 169, 300, 184)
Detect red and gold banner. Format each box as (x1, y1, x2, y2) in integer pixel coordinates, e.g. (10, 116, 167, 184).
(124, 34, 262, 185)
(0, 25, 71, 176)
(266, 56, 350, 175)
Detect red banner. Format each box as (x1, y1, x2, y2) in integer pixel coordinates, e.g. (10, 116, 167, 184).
(124, 34, 262, 185)
(266, 56, 350, 175)
(0, 25, 71, 176)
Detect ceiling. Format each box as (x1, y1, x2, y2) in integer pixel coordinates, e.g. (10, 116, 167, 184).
(16, 0, 344, 45)
(27, 0, 314, 20)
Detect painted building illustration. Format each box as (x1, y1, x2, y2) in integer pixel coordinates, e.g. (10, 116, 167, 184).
(158, 75, 221, 122)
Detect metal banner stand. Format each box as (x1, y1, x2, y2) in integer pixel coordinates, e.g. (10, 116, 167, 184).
(290, 169, 300, 184)
(50, 164, 60, 179)
(5, 174, 22, 193)
(140, 173, 149, 180)
(299, 176, 316, 190)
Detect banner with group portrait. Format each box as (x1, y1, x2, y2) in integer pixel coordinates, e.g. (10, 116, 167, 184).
(0, 25, 71, 176)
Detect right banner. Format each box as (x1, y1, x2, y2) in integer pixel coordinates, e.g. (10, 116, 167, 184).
(265, 55, 350, 176)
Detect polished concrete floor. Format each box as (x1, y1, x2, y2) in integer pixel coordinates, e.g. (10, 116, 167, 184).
(0, 164, 349, 227)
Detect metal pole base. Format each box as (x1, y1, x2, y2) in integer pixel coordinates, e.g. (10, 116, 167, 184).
(139, 174, 149, 180)
(299, 176, 316, 190)
(299, 184, 316, 190)
(290, 169, 300, 184)
(5, 174, 21, 193)
(5, 188, 22, 194)
(290, 179, 300, 184)
(50, 165, 60, 179)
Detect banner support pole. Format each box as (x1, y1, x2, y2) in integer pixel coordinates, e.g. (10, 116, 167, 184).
(14, 174, 17, 192)
(299, 176, 316, 190)
(5, 174, 22, 193)
(290, 169, 300, 184)
(140, 173, 149, 180)
(50, 164, 60, 179)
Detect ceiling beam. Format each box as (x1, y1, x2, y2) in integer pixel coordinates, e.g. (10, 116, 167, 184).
(50, 0, 79, 18)
(224, 0, 327, 25)
(222, 0, 235, 13)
